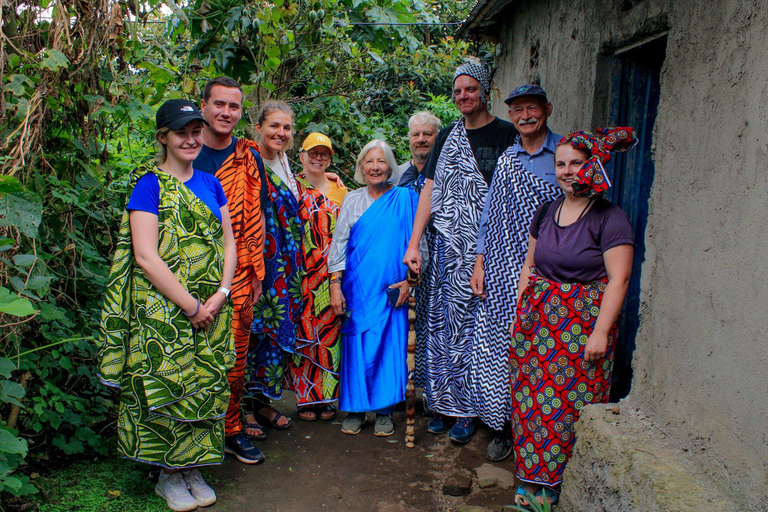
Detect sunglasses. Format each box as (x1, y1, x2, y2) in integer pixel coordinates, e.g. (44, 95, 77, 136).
(307, 149, 331, 161)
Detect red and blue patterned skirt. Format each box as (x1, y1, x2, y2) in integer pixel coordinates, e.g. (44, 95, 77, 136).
(510, 268, 616, 487)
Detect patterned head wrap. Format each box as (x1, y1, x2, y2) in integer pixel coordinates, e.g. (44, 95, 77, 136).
(559, 127, 638, 198)
(453, 60, 491, 104)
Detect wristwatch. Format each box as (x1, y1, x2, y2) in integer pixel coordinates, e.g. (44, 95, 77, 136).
(217, 286, 231, 298)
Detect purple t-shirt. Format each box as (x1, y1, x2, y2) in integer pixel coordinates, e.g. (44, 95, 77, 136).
(530, 197, 634, 284)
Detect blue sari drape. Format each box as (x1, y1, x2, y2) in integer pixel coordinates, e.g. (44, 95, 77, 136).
(339, 187, 418, 412)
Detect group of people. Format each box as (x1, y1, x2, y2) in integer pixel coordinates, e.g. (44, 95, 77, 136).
(98, 55, 637, 511)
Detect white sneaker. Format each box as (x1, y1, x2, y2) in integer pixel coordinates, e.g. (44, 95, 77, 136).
(155, 470, 198, 511)
(182, 468, 217, 507)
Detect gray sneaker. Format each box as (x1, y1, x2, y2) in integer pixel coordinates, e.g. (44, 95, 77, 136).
(486, 430, 514, 461)
(182, 468, 217, 507)
(341, 412, 366, 435)
(374, 414, 395, 437)
(155, 471, 198, 512)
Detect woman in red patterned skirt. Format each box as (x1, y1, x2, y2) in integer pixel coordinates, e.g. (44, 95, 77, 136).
(289, 133, 347, 422)
(511, 128, 637, 508)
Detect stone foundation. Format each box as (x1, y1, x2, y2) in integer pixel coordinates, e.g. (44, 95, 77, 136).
(560, 402, 733, 512)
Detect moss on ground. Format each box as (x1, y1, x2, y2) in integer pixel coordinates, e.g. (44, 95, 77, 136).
(36, 457, 217, 511)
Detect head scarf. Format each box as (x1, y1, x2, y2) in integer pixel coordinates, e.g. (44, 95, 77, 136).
(453, 60, 491, 104)
(559, 127, 638, 198)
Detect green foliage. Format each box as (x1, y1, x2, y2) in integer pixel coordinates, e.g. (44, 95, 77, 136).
(37, 458, 182, 511)
(185, 0, 468, 176)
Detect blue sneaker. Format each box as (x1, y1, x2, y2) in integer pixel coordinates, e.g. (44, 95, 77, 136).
(448, 416, 475, 444)
(427, 414, 451, 435)
(224, 432, 265, 464)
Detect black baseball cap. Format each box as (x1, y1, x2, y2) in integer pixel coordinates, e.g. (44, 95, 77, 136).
(156, 99, 208, 130)
(504, 84, 548, 105)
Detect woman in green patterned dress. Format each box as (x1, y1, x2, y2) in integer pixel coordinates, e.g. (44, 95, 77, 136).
(99, 99, 236, 512)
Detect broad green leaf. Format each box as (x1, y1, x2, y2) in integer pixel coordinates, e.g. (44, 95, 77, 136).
(368, 50, 384, 64)
(0, 176, 23, 195)
(0, 189, 42, 237)
(0, 287, 36, 317)
(40, 50, 70, 72)
(25, 275, 53, 291)
(0, 381, 25, 406)
(0, 429, 27, 456)
(4, 75, 33, 96)
(12, 254, 35, 268)
(0, 358, 15, 379)
(1, 475, 22, 492)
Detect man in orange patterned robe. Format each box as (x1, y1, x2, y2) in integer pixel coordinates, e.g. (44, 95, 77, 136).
(195, 77, 269, 465)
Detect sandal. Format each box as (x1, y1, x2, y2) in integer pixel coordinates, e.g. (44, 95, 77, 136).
(243, 421, 267, 441)
(535, 486, 560, 506)
(513, 484, 536, 510)
(297, 407, 317, 422)
(256, 407, 292, 430)
(318, 404, 336, 421)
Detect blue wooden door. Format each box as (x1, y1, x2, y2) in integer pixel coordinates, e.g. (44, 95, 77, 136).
(607, 36, 666, 400)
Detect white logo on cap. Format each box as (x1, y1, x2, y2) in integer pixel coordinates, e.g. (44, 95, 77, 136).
(181, 106, 194, 112)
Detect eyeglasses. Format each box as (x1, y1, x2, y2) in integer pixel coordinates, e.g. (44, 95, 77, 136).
(307, 149, 331, 161)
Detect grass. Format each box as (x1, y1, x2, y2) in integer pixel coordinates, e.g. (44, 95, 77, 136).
(34, 457, 217, 512)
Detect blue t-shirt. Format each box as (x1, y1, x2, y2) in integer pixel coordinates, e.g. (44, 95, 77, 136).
(126, 170, 228, 222)
(194, 136, 270, 207)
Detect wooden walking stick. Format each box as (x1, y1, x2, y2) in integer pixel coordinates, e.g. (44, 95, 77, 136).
(404, 269, 421, 448)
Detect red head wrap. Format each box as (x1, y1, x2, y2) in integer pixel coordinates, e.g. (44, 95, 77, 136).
(558, 127, 638, 198)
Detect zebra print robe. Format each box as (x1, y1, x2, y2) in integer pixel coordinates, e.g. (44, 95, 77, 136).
(423, 120, 488, 417)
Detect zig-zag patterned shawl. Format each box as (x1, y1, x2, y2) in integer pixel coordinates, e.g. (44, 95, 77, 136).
(483, 148, 562, 324)
(431, 119, 489, 296)
(98, 166, 234, 468)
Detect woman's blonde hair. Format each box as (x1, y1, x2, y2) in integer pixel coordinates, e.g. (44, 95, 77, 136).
(256, 100, 295, 154)
(155, 127, 170, 164)
(354, 139, 399, 185)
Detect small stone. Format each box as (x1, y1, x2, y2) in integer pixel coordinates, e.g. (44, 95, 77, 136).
(474, 463, 515, 490)
(456, 506, 492, 512)
(443, 473, 472, 496)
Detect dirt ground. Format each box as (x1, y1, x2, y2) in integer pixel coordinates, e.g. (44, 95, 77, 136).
(208, 392, 519, 512)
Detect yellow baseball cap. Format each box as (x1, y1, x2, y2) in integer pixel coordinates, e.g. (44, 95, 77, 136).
(301, 132, 334, 155)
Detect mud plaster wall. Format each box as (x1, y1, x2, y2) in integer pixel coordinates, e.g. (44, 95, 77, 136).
(488, 0, 768, 506)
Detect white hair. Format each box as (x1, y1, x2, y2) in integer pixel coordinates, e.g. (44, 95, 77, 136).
(354, 139, 399, 185)
(408, 112, 442, 135)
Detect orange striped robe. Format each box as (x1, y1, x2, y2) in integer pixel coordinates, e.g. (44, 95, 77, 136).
(215, 138, 266, 438)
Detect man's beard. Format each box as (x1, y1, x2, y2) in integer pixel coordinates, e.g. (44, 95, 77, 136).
(412, 149, 430, 164)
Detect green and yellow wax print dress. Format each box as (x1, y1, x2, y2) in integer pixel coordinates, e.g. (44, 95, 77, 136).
(98, 166, 235, 469)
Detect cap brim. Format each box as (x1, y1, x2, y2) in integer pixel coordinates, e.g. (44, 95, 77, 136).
(165, 114, 209, 130)
(303, 143, 334, 156)
(504, 93, 548, 105)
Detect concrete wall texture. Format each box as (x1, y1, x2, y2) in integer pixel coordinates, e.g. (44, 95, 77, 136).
(486, 0, 768, 508)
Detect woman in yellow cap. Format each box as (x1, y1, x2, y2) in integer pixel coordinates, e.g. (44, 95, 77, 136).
(289, 132, 348, 421)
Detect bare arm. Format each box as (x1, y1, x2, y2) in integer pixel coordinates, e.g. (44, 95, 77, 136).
(130, 211, 213, 328)
(203, 206, 237, 317)
(516, 236, 536, 307)
(584, 244, 634, 362)
(329, 271, 345, 317)
(470, 254, 486, 298)
(403, 178, 433, 273)
(325, 172, 344, 186)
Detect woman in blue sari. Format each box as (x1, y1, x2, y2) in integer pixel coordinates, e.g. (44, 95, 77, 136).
(328, 140, 420, 437)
